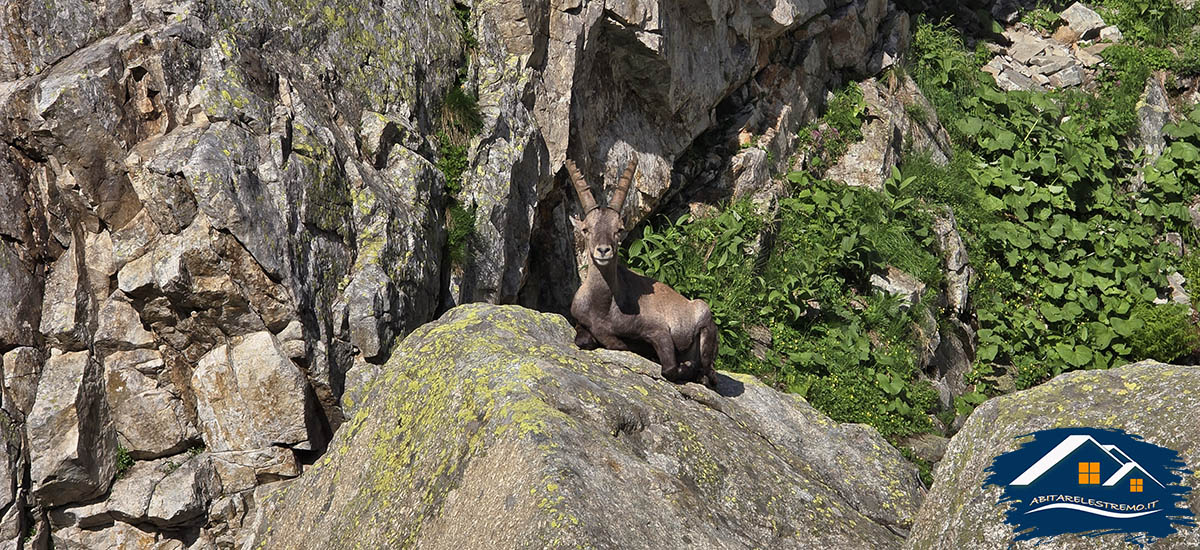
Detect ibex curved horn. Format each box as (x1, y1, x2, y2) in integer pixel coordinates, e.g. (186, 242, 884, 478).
(565, 160, 597, 212)
(608, 156, 638, 210)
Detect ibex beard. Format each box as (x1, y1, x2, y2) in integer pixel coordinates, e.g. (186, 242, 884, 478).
(566, 154, 719, 388)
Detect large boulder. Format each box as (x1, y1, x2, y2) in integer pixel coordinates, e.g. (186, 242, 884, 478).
(906, 361, 1200, 549)
(105, 356, 197, 460)
(191, 331, 311, 452)
(245, 304, 924, 549)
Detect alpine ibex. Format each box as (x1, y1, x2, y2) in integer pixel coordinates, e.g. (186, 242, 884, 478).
(566, 155, 719, 388)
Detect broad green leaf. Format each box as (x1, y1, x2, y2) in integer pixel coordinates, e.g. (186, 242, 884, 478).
(1110, 316, 1145, 337)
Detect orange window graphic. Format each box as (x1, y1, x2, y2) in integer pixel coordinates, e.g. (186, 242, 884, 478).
(1078, 462, 1100, 484)
(1131, 478, 1143, 492)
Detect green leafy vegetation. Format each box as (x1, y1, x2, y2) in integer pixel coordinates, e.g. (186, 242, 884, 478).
(1181, 230, 1200, 300)
(794, 82, 868, 173)
(438, 5, 483, 268)
(437, 86, 483, 159)
(1020, 7, 1061, 33)
(1094, 44, 1171, 133)
(908, 18, 990, 140)
(627, 170, 944, 439)
(905, 17, 1200, 410)
(626, 10, 1200, 439)
(1091, 1, 1200, 129)
(1095, 0, 1196, 46)
(452, 3, 477, 51)
(1128, 302, 1200, 363)
(116, 444, 134, 479)
(447, 202, 477, 265)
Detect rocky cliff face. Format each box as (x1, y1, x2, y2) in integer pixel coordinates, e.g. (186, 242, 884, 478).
(0, 0, 914, 546)
(459, 0, 910, 309)
(4, 0, 464, 545)
(243, 303, 926, 550)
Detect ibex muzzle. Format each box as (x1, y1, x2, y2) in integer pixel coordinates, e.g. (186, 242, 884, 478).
(566, 155, 719, 388)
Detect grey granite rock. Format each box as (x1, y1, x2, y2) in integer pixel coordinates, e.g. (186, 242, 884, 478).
(245, 304, 925, 550)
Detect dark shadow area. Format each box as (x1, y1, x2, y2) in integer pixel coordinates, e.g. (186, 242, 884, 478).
(710, 372, 746, 398)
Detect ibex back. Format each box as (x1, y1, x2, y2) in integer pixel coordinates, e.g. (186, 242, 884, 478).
(566, 155, 719, 388)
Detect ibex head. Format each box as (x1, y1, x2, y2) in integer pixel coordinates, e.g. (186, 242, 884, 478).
(566, 156, 638, 267)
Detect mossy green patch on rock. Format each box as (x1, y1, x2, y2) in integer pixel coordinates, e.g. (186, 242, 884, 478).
(246, 304, 923, 550)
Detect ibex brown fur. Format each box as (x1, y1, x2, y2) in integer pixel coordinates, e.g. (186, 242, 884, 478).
(566, 155, 719, 387)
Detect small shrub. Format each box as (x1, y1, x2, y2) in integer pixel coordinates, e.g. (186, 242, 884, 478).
(904, 102, 929, 125)
(896, 149, 990, 229)
(447, 203, 476, 266)
(907, 17, 988, 136)
(824, 83, 867, 141)
(438, 86, 482, 150)
(1128, 302, 1200, 363)
(437, 135, 471, 196)
(115, 445, 134, 479)
(435, 76, 483, 268)
(795, 82, 868, 173)
(1180, 232, 1200, 300)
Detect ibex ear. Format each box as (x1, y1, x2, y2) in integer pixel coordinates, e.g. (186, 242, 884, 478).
(569, 215, 585, 232)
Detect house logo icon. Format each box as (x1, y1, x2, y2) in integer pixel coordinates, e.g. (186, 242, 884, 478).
(984, 428, 1195, 547)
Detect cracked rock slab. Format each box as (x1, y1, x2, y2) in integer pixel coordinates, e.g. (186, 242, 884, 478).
(871, 266, 926, 307)
(994, 69, 1044, 92)
(53, 453, 220, 529)
(210, 447, 300, 494)
(1008, 38, 1047, 65)
(246, 304, 924, 550)
(29, 350, 116, 506)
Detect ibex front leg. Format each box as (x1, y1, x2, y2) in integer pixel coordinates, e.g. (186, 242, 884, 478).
(649, 330, 683, 381)
(574, 324, 600, 350)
